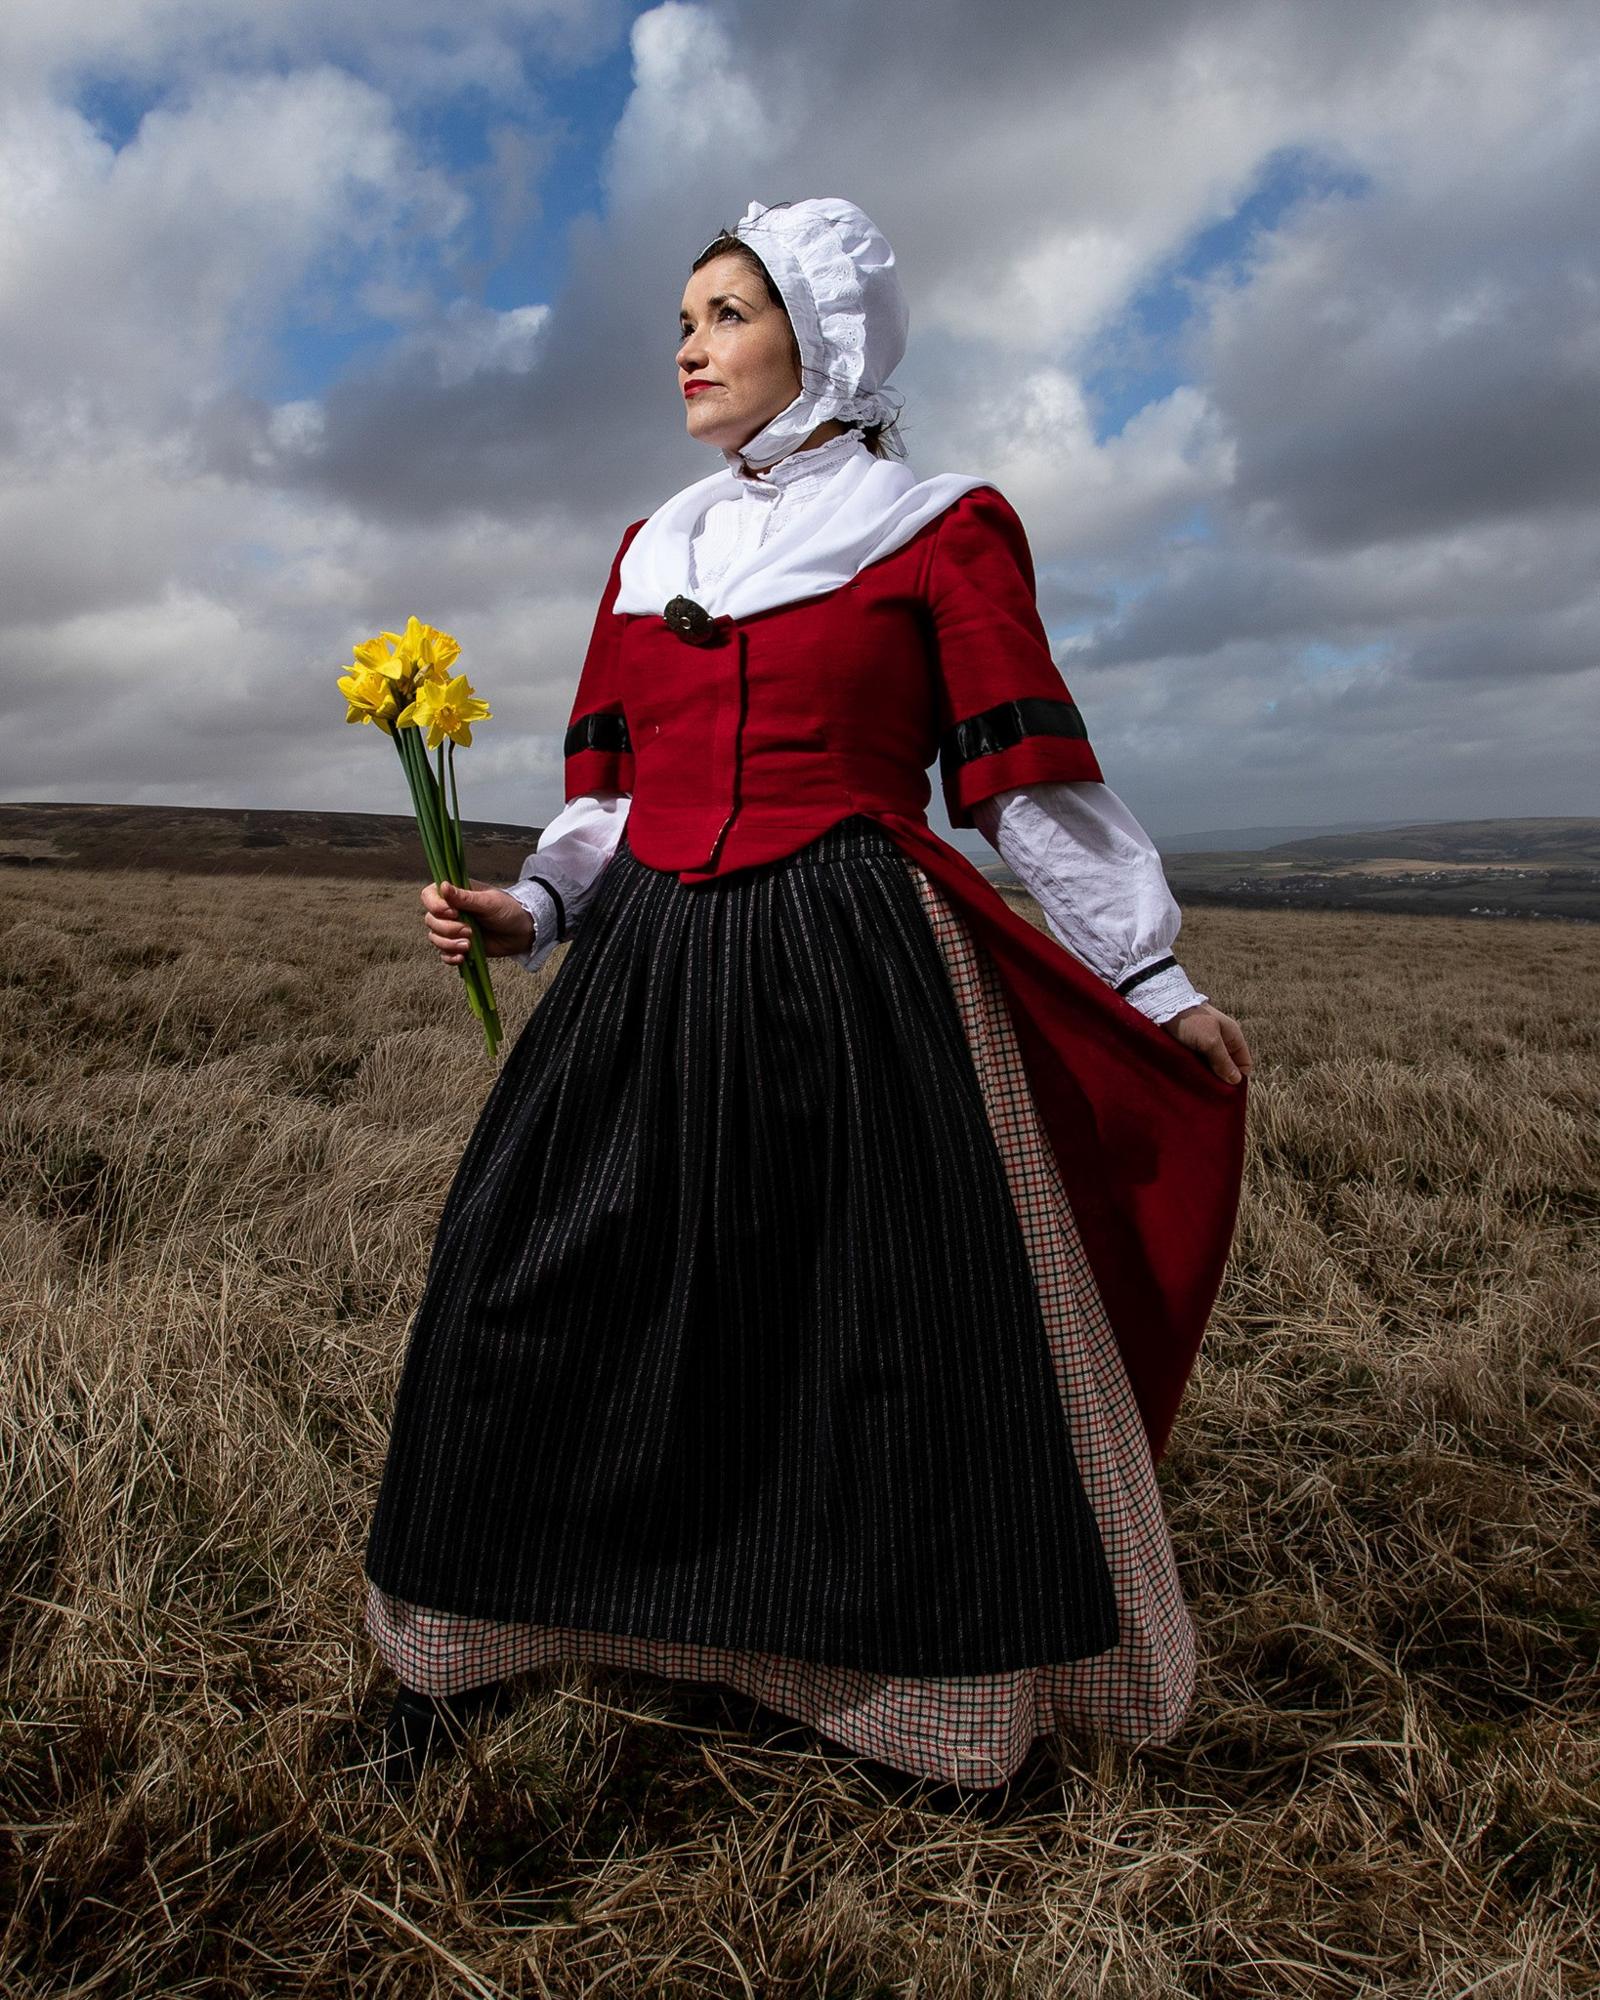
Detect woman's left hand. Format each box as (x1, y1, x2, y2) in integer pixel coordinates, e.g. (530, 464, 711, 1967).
(1162, 1002, 1253, 1084)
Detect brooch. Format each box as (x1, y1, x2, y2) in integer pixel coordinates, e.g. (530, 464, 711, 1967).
(662, 595, 728, 645)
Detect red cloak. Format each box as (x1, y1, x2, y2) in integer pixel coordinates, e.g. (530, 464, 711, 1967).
(559, 486, 1246, 1461)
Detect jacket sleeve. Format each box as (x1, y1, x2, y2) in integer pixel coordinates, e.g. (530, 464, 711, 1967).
(563, 518, 647, 800)
(923, 485, 1103, 827)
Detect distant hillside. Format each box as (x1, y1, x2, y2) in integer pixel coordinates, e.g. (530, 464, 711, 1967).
(0, 802, 543, 883)
(1154, 817, 1455, 854)
(1163, 817, 1600, 923)
(7, 803, 1595, 922)
(1256, 818, 1600, 867)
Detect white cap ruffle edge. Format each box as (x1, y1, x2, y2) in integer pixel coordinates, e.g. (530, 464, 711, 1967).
(717, 196, 910, 469)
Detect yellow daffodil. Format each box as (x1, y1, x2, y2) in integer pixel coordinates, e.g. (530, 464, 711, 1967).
(385, 615, 462, 689)
(397, 672, 491, 749)
(336, 663, 403, 733)
(351, 634, 410, 681)
(334, 610, 501, 1054)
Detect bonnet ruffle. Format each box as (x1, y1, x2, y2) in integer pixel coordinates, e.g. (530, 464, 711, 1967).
(711, 196, 911, 469)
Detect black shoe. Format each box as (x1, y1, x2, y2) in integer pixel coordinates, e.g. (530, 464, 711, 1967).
(375, 1681, 511, 1789)
(846, 1735, 1058, 1822)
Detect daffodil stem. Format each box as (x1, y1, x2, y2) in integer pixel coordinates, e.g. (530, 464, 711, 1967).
(394, 724, 501, 1058)
(446, 740, 499, 1049)
(435, 738, 496, 1041)
(436, 742, 464, 880)
(446, 741, 467, 878)
(395, 729, 449, 885)
(441, 740, 493, 1024)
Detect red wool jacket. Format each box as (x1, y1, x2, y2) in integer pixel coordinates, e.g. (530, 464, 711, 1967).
(562, 484, 1246, 1460)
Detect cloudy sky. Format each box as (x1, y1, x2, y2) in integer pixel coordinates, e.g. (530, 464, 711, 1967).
(2, 0, 1596, 843)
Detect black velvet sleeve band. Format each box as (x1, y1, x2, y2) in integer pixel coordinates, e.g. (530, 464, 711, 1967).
(564, 710, 632, 758)
(939, 696, 1089, 780)
(1115, 955, 1177, 997)
(519, 875, 568, 943)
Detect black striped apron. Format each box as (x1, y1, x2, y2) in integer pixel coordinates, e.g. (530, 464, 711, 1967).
(363, 814, 1118, 1675)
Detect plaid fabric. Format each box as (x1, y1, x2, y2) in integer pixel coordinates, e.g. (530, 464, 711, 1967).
(364, 858, 1195, 1788)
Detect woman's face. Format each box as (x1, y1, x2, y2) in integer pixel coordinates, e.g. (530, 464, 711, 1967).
(676, 252, 801, 455)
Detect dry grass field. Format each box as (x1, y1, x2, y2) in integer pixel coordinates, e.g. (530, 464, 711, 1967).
(2, 868, 1596, 1997)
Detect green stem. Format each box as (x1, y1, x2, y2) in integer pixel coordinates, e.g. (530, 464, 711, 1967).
(397, 726, 501, 1057)
(435, 740, 464, 883)
(391, 731, 430, 869)
(445, 737, 492, 1007)
(395, 729, 449, 886)
(446, 740, 467, 881)
(441, 741, 482, 943)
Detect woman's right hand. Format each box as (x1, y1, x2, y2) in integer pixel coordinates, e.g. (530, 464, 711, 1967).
(420, 878, 536, 964)
(1161, 1001, 1253, 1085)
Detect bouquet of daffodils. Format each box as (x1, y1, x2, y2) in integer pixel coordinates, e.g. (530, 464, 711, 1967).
(336, 617, 503, 1056)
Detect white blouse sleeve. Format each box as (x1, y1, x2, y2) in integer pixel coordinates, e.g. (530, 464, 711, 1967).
(500, 791, 631, 974)
(970, 781, 1208, 1024)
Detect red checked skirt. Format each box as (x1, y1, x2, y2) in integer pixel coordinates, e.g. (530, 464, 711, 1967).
(364, 828, 1195, 1789)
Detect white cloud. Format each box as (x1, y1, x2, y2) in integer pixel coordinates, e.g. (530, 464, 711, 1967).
(408, 302, 551, 388)
(1, 0, 1597, 837)
(0, 0, 624, 102)
(0, 67, 464, 440)
(605, 1, 784, 203)
(943, 371, 1235, 559)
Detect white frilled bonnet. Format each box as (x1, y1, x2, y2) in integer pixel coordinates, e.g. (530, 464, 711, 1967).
(612, 195, 985, 623)
(714, 196, 911, 469)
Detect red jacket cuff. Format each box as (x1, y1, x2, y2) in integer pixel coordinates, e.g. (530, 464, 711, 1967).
(566, 748, 634, 797)
(939, 710, 1104, 827)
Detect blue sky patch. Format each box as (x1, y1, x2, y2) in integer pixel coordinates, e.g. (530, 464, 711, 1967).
(1084, 145, 1369, 442)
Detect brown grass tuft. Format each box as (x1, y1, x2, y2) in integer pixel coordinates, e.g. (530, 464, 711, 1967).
(2, 875, 1596, 1995)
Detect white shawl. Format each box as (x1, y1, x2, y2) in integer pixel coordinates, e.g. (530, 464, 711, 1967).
(613, 443, 987, 623)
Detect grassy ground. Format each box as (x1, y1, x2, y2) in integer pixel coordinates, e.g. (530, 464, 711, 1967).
(2, 869, 1596, 1997)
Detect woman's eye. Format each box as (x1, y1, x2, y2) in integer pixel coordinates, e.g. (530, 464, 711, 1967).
(677, 307, 741, 341)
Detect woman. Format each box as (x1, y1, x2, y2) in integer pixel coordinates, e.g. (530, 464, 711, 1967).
(363, 197, 1252, 1793)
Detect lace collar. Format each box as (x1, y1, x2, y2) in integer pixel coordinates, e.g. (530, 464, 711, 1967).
(718, 426, 870, 501)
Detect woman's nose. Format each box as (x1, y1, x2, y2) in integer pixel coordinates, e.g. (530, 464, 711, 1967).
(677, 331, 707, 372)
